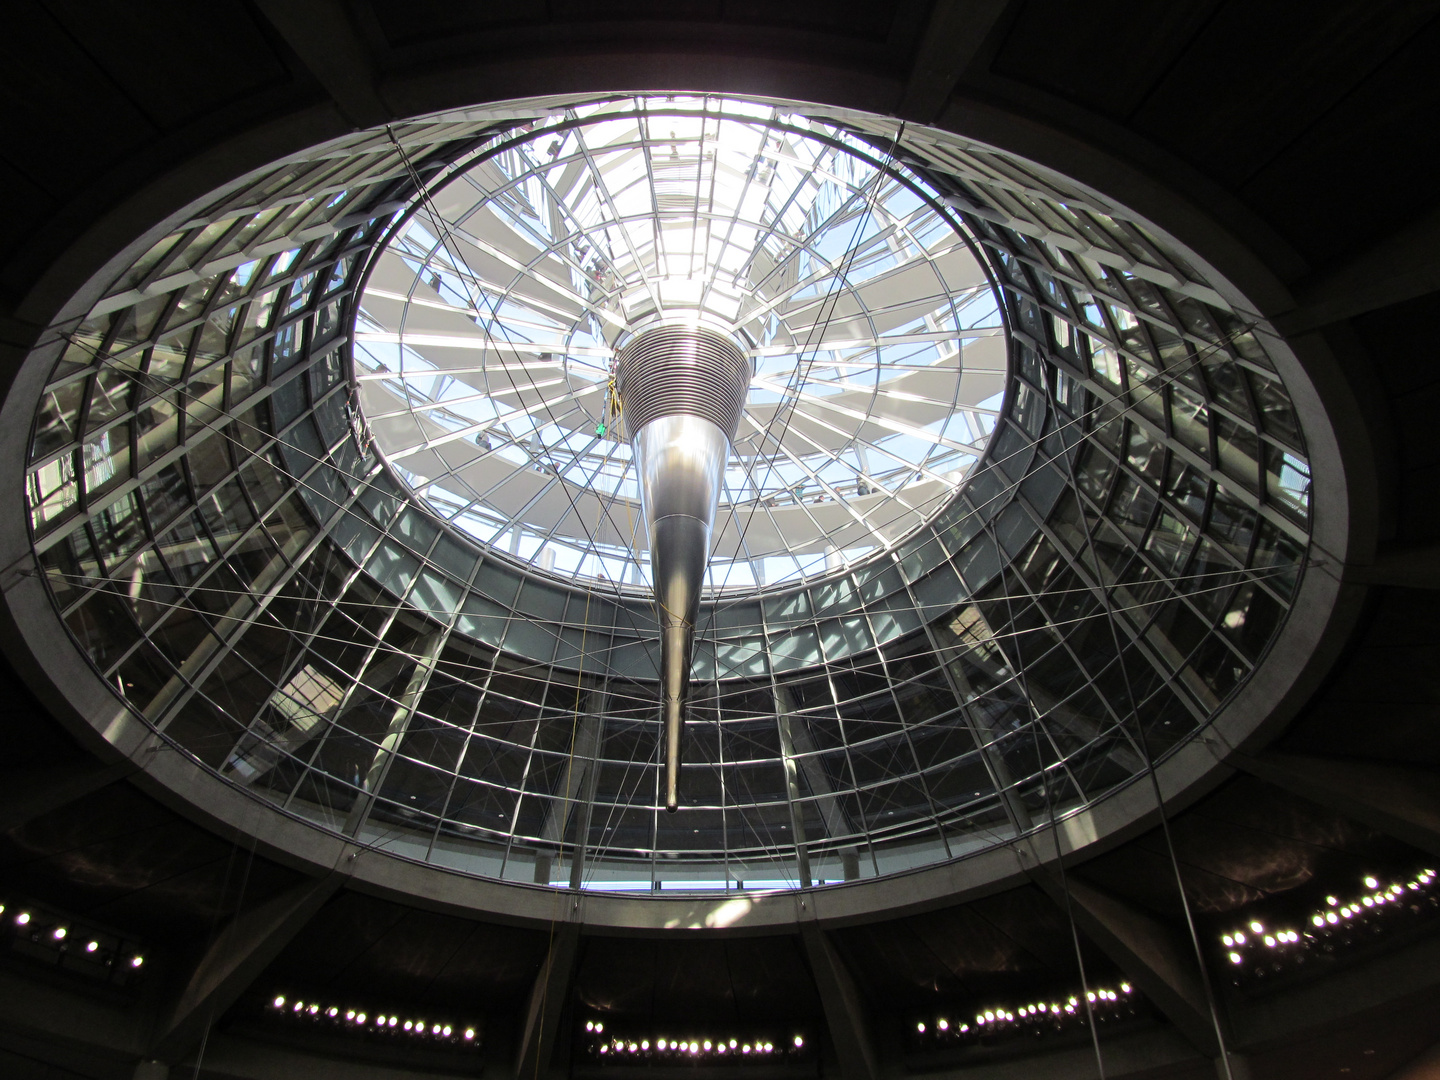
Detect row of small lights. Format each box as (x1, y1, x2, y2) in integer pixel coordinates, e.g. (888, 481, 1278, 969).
(913, 983, 1136, 1044)
(2, 902, 145, 971)
(586, 1021, 805, 1061)
(269, 995, 478, 1044)
(1221, 870, 1437, 970)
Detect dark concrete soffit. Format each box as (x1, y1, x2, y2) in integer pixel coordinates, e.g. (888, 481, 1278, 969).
(895, 0, 1019, 124)
(0, 759, 137, 833)
(1274, 206, 1440, 336)
(1230, 750, 1440, 860)
(254, 0, 391, 129)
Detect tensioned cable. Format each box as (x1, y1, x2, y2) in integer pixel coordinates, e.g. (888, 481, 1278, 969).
(1054, 410, 1238, 1080)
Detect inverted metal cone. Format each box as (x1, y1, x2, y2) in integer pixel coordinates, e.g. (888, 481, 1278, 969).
(634, 415, 729, 811)
(617, 327, 749, 813)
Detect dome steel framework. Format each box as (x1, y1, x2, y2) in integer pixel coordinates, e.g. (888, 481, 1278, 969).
(23, 92, 1313, 898)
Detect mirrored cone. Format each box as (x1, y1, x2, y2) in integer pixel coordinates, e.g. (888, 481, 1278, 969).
(617, 328, 749, 812)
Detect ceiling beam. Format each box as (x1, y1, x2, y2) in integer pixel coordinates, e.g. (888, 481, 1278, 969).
(0, 759, 136, 832)
(149, 873, 344, 1063)
(895, 0, 1018, 124)
(1345, 542, 1440, 590)
(514, 922, 581, 1080)
(1025, 865, 1221, 1058)
(1274, 206, 1440, 336)
(1231, 751, 1440, 859)
(799, 924, 879, 1080)
(253, 0, 390, 129)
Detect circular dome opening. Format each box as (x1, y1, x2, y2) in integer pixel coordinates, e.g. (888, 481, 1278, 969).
(355, 96, 1006, 596)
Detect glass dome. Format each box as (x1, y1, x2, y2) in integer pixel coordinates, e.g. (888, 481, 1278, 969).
(23, 92, 1312, 900)
(355, 96, 1005, 595)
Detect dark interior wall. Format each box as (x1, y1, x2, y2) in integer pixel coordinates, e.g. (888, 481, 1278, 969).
(4, 3, 1440, 1079)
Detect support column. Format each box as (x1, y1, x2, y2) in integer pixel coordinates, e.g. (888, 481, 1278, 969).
(514, 922, 581, 1080)
(344, 630, 445, 836)
(149, 873, 344, 1063)
(800, 924, 879, 1080)
(1025, 862, 1221, 1058)
(777, 709, 813, 889)
(785, 699, 861, 881)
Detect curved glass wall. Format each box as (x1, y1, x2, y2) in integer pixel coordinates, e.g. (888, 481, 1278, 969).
(24, 94, 1310, 893)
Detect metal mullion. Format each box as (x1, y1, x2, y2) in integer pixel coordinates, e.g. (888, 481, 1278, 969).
(380, 381, 601, 461)
(1048, 351, 1309, 545)
(807, 580, 881, 877)
(1015, 485, 1214, 728)
(571, 115, 664, 317)
(1067, 460, 1286, 627)
(147, 473, 366, 732)
(423, 558, 499, 860)
(758, 600, 810, 888)
(91, 453, 320, 680)
(1001, 535, 1149, 770)
(855, 556, 951, 858)
(34, 354, 344, 554)
(897, 558, 1036, 842)
(977, 538, 1092, 810)
(275, 501, 418, 817)
(496, 666, 558, 878)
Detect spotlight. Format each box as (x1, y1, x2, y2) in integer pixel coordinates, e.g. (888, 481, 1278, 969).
(1364, 876, 1379, 889)
(464, 1029, 475, 1041)
(52, 927, 66, 940)
(443, 1026, 452, 1037)
(794, 1035, 804, 1047)
(273, 996, 285, 1008)
(16, 912, 30, 926)
(130, 956, 144, 967)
